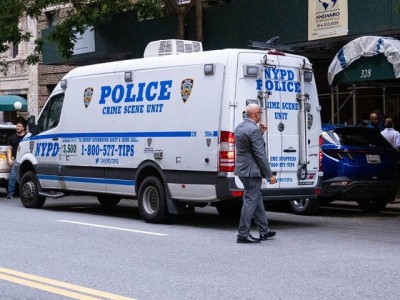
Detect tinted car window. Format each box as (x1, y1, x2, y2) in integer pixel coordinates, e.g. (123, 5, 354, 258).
(326, 127, 392, 148)
(0, 129, 16, 146)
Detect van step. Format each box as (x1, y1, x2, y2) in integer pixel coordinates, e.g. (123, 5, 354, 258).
(39, 192, 65, 198)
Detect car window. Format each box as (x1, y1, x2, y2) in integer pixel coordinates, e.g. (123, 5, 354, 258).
(330, 128, 392, 148)
(0, 129, 16, 146)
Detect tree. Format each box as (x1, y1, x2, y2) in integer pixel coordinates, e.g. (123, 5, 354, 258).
(0, 0, 229, 67)
(0, 0, 138, 65)
(162, 0, 196, 40)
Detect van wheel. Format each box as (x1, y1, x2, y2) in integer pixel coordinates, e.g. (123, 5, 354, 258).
(97, 195, 121, 208)
(20, 171, 46, 208)
(138, 176, 169, 223)
(289, 198, 319, 215)
(357, 199, 388, 213)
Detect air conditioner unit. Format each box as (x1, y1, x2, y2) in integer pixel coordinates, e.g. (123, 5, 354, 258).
(144, 39, 203, 58)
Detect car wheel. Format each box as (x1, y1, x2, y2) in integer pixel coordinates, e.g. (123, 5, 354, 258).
(138, 176, 169, 223)
(20, 171, 46, 208)
(289, 198, 319, 215)
(97, 195, 121, 208)
(357, 199, 388, 213)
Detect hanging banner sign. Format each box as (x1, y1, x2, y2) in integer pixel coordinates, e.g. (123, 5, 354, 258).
(308, 0, 348, 41)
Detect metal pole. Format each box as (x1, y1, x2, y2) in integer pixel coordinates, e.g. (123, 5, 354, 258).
(330, 87, 335, 123)
(352, 84, 357, 125)
(382, 86, 386, 116)
(336, 85, 340, 123)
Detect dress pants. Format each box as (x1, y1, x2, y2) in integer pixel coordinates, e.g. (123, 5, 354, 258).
(238, 177, 269, 237)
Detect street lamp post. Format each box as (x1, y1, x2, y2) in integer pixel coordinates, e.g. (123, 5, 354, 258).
(13, 101, 22, 120)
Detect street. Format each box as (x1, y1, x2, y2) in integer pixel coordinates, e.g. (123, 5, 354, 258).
(1, 194, 400, 300)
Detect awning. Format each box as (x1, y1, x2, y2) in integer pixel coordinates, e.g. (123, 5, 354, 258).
(0, 95, 27, 112)
(327, 36, 400, 86)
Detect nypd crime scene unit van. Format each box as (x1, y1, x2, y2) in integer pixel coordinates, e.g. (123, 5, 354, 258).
(16, 40, 322, 223)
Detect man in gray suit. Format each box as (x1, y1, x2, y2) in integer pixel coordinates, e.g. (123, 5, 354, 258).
(235, 103, 277, 243)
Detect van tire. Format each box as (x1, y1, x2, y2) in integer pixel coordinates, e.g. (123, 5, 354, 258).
(289, 198, 319, 215)
(357, 199, 388, 213)
(20, 171, 46, 208)
(97, 195, 121, 208)
(138, 176, 169, 223)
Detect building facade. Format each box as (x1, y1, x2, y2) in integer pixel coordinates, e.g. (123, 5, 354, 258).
(2, 0, 400, 126)
(0, 16, 38, 122)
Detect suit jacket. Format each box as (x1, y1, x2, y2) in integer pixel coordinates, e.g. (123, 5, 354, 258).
(234, 118, 273, 178)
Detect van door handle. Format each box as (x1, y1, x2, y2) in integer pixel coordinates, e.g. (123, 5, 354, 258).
(283, 147, 296, 153)
(52, 138, 59, 141)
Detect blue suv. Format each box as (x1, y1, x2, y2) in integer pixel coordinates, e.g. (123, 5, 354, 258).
(290, 124, 398, 214)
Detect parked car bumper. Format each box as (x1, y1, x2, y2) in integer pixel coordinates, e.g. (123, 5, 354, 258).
(320, 176, 397, 200)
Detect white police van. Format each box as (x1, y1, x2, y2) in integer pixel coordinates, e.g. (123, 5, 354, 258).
(16, 40, 322, 222)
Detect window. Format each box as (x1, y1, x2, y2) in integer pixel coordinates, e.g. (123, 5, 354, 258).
(328, 127, 392, 148)
(45, 9, 62, 27)
(11, 43, 18, 58)
(37, 93, 64, 133)
(0, 129, 15, 146)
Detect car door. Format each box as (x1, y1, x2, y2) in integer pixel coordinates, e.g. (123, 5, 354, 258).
(34, 93, 64, 189)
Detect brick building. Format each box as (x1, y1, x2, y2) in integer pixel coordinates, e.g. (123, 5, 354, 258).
(37, 5, 76, 113)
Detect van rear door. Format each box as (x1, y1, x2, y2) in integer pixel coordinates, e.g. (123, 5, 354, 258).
(235, 52, 306, 189)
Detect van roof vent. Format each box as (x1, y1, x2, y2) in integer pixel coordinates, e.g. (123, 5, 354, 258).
(144, 39, 203, 58)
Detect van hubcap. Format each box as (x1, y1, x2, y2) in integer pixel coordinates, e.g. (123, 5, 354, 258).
(143, 186, 159, 214)
(22, 181, 36, 201)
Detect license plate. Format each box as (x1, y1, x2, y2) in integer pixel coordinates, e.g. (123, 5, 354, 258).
(366, 154, 381, 164)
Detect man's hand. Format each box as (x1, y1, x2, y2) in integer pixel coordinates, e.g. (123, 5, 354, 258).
(259, 123, 268, 133)
(269, 176, 277, 184)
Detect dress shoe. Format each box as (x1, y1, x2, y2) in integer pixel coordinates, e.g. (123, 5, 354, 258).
(237, 235, 260, 243)
(259, 231, 276, 241)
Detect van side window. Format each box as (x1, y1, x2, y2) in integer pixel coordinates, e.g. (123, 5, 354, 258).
(37, 93, 64, 133)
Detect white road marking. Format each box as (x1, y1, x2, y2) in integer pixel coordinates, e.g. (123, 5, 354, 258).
(58, 220, 168, 236)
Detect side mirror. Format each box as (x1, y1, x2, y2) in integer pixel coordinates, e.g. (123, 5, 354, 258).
(27, 115, 38, 135)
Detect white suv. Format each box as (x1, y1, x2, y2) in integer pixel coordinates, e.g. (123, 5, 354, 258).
(0, 123, 16, 189)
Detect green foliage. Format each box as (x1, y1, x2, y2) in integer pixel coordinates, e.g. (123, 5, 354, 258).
(0, 0, 229, 65)
(135, 0, 168, 21)
(0, 0, 27, 53)
(48, 0, 136, 58)
(0, 0, 137, 61)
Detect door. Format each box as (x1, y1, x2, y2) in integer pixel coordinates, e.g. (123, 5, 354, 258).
(34, 93, 64, 189)
(235, 52, 304, 189)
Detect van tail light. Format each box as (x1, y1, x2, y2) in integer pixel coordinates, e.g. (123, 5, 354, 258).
(231, 190, 244, 197)
(319, 135, 323, 172)
(219, 131, 235, 172)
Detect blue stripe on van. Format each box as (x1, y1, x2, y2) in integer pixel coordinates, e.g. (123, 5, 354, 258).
(38, 174, 135, 186)
(28, 131, 195, 140)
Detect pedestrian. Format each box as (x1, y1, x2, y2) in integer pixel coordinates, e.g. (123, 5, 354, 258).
(381, 118, 400, 149)
(6, 121, 26, 199)
(368, 111, 384, 131)
(234, 103, 277, 244)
